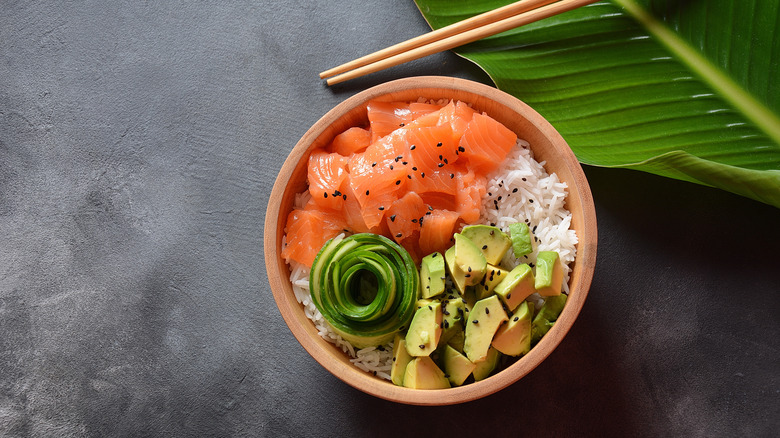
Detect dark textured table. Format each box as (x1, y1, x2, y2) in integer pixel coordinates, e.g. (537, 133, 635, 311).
(2, 1, 778, 437)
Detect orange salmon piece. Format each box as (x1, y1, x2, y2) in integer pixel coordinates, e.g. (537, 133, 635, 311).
(386, 191, 427, 244)
(418, 209, 461, 257)
(329, 126, 371, 156)
(307, 149, 350, 210)
(348, 134, 409, 229)
(405, 124, 460, 177)
(281, 208, 346, 267)
(458, 112, 517, 174)
(454, 166, 487, 224)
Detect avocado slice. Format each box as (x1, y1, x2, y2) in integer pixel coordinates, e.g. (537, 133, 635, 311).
(475, 264, 510, 301)
(453, 233, 487, 286)
(403, 356, 451, 389)
(390, 333, 413, 386)
(463, 295, 509, 362)
(472, 346, 501, 381)
(508, 222, 535, 258)
(438, 296, 466, 346)
(531, 294, 567, 344)
(444, 246, 468, 295)
(494, 263, 536, 312)
(534, 251, 564, 297)
(492, 301, 534, 356)
(460, 225, 512, 265)
(420, 252, 446, 299)
(405, 301, 442, 357)
(442, 345, 476, 386)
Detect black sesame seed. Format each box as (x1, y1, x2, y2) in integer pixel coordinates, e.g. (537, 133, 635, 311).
(507, 293, 512, 299)
(378, 206, 384, 211)
(390, 215, 396, 221)
(396, 233, 403, 238)
(342, 194, 347, 200)
(395, 180, 401, 185)
(372, 162, 377, 167)
(485, 308, 490, 314)
(482, 245, 488, 250)
(324, 192, 328, 198)
(458, 146, 465, 152)
(437, 142, 442, 147)
(389, 164, 394, 170)
(472, 320, 479, 324)
(529, 199, 534, 203)
(410, 145, 416, 150)
(411, 218, 418, 223)
(450, 173, 455, 179)
(437, 163, 444, 168)
(407, 175, 412, 179)
(420, 172, 425, 178)
(419, 344, 425, 349)
(412, 166, 418, 171)
(512, 188, 518, 193)
(514, 316, 519, 322)
(399, 123, 405, 127)
(366, 190, 370, 195)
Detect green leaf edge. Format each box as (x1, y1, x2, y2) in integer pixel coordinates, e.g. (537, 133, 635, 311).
(413, 0, 780, 208)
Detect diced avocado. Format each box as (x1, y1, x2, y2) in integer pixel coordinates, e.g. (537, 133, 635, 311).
(492, 301, 534, 356)
(444, 246, 468, 295)
(390, 333, 413, 386)
(472, 347, 501, 381)
(403, 356, 451, 389)
(494, 263, 535, 312)
(475, 264, 510, 300)
(463, 295, 509, 362)
(460, 225, 512, 265)
(531, 294, 567, 344)
(439, 297, 466, 346)
(442, 345, 476, 386)
(534, 251, 564, 297)
(420, 252, 446, 299)
(454, 233, 487, 286)
(405, 301, 442, 357)
(508, 222, 535, 258)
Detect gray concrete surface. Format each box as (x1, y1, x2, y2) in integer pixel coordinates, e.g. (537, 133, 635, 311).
(1, 1, 778, 437)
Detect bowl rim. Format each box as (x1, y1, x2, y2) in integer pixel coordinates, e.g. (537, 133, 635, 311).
(264, 75, 597, 406)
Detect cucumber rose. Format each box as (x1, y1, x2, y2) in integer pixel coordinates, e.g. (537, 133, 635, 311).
(310, 233, 419, 348)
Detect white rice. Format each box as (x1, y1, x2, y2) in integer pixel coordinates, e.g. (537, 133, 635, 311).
(285, 138, 577, 380)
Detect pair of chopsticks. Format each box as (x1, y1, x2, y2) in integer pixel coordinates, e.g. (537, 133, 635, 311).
(320, 0, 600, 86)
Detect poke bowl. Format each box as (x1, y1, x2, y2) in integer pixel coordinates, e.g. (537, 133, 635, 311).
(264, 76, 597, 405)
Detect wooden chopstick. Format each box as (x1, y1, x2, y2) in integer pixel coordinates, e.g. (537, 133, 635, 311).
(319, 0, 558, 80)
(321, 0, 600, 86)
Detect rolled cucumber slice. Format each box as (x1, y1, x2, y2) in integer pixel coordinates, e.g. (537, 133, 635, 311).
(309, 233, 419, 349)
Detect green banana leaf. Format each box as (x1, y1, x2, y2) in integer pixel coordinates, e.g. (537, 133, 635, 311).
(414, 0, 780, 207)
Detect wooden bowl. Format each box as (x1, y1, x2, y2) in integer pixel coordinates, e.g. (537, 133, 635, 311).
(264, 76, 597, 405)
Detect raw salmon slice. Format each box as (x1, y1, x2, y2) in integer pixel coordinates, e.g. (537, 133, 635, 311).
(329, 126, 371, 156)
(386, 191, 427, 244)
(418, 209, 461, 257)
(459, 112, 518, 174)
(307, 149, 350, 210)
(281, 208, 346, 267)
(405, 124, 460, 176)
(348, 134, 409, 229)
